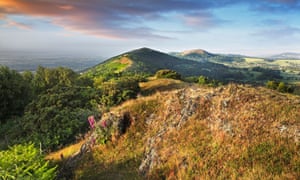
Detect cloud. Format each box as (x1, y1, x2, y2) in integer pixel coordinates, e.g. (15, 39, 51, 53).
(253, 26, 300, 39)
(248, 0, 300, 13)
(0, 13, 5, 19)
(0, 0, 234, 39)
(58, 5, 74, 11)
(6, 19, 32, 30)
(182, 11, 225, 30)
(0, 14, 32, 30)
(0, 0, 299, 39)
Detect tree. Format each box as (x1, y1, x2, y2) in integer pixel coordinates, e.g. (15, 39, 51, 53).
(0, 66, 32, 123)
(98, 77, 140, 107)
(155, 69, 181, 80)
(277, 82, 287, 93)
(198, 76, 208, 85)
(33, 66, 78, 94)
(266, 80, 279, 90)
(0, 143, 56, 179)
(21, 87, 95, 151)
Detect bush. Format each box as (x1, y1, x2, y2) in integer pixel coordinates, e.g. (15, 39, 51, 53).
(0, 66, 32, 122)
(0, 143, 57, 179)
(266, 80, 294, 93)
(155, 69, 181, 80)
(21, 87, 95, 151)
(97, 77, 140, 107)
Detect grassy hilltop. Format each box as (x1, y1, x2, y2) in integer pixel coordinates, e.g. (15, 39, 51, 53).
(48, 78, 300, 179)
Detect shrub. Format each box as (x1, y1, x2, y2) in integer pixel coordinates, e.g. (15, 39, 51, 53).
(0, 143, 56, 179)
(0, 66, 32, 122)
(21, 87, 95, 151)
(155, 69, 181, 80)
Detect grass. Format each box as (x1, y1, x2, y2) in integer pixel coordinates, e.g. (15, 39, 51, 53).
(139, 78, 188, 95)
(46, 140, 85, 161)
(49, 81, 300, 179)
(244, 57, 265, 63)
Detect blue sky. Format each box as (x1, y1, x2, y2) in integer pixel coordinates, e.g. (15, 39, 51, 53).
(0, 0, 300, 57)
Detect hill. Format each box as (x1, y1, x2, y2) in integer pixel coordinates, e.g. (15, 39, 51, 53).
(268, 52, 300, 60)
(171, 49, 246, 64)
(48, 79, 300, 179)
(83, 48, 283, 83)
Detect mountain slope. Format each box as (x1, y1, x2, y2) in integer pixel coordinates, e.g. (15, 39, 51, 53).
(84, 47, 256, 82)
(50, 80, 300, 179)
(172, 49, 246, 64)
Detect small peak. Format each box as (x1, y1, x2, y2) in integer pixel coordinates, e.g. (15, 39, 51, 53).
(181, 49, 209, 56)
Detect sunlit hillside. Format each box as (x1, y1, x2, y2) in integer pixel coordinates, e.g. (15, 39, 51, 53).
(49, 78, 300, 179)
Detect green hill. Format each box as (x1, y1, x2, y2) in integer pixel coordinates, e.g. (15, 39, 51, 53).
(172, 49, 246, 64)
(84, 47, 281, 83)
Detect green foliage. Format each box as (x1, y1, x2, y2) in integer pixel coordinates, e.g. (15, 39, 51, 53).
(266, 80, 279, 90)
(155, 69, 181, 80)
(97, 77, 140, 107)
(0, 143, 56, 180)
(33, 66, 78, 94)
(252, 67, 282, 80)
(266, 80, 294, 93)
(21, 86, 96, 151)
(198, 75, 222, 87)
(84, 59, 130, 79)
(0, 66, 32, 123)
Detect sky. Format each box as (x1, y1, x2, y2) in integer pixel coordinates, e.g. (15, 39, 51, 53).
(0, 0, 300, 57)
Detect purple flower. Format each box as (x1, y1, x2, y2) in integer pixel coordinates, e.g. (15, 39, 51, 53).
(88, 115, 95, 129)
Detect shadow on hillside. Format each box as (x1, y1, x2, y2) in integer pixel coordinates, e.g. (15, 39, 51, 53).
(73, 153, 143, 180)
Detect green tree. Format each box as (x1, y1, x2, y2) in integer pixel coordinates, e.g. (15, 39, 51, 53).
(266, 80, 279, 90)
(0, 66, 32, 123)
(155, 69, 181, 80)
(0, 143, 56, 179)
(21, 87, 95, 151)
(33, 66, 78, 94)
(277, 82, 287, 93)
(198, 75, 208, 85)
(98, 77, 140, 107)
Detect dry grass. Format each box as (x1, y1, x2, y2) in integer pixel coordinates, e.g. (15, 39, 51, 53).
(139, 78, 188, 95)
(51, 81, 300, 179)
(46, 140, 85, 161)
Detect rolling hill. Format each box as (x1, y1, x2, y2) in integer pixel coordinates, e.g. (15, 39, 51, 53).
(83, 47, 283, 83)
(268, 52, 300, 60)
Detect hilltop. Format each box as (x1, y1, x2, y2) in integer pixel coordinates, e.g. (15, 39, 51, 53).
(48, 78, 300, 179)
(83, 47, 286, 84)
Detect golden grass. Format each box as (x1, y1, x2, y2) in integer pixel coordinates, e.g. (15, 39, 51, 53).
(46, 140, 85, 161)
(52, 82, 300, 179)
(139, 78, 188, 95)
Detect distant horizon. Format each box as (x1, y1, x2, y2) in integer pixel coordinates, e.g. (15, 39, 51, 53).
(0, 46, 299, 59)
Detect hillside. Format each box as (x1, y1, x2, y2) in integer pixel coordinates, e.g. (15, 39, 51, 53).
(49, 79, 300, 179)
(84, 48, 261, 83)
(171, 49, 246, 64)
(173, 49, 300, 84)
(268, 52, 300, 60)
(84, 48, 292, 85)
